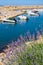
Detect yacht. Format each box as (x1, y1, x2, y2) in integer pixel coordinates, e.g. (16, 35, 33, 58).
(18, 15, 28, 20)
(2, 19, 15, 23)
(26, 10, 39, 16)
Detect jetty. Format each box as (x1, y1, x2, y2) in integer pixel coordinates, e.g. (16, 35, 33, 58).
(0, 6, 43, 21)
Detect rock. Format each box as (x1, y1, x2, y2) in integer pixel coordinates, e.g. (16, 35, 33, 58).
(0, 62, 3, 65)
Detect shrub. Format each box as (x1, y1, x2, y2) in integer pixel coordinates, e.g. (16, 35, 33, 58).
(18, 43, 43, 65)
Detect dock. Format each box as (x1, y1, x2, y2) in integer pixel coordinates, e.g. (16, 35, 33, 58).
(0, 6, 43, 21)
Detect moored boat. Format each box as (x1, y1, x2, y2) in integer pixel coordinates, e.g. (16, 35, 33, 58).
(18, 15, 28, 20)
(26, 10, 40, 16)
(2, 19, 15, 23)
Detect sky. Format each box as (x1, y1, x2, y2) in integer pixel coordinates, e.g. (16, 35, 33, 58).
(0, 0, 43, 6)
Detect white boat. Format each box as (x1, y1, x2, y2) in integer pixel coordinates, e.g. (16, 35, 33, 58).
(2, 19, 15, 23)
(37, 9, 43, 12)
(26, 10, 39, 16)
(32, 9, 38, 13)
(18, 15, 28, 20)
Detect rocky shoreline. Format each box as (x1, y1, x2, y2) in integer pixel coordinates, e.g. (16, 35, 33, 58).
(0, 34, 43, 65)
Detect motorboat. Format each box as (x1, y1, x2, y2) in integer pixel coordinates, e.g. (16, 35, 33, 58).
(18, 15, 28, 20)
(2, 18, 15, 23)
(26, 10, 39, 16)
(32, 9, 38, 13)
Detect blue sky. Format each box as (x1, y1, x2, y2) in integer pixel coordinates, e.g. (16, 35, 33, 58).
(0, 0, 43, 6)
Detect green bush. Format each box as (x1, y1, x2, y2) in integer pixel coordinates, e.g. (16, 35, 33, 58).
(18, 43, 43, 65)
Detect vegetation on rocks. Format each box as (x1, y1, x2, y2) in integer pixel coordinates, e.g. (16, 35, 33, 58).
(18, 43, 43, 65)
(0, 34, 43, 65)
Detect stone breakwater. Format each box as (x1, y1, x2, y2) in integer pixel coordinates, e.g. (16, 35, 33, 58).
(0, 6, 43, 21)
